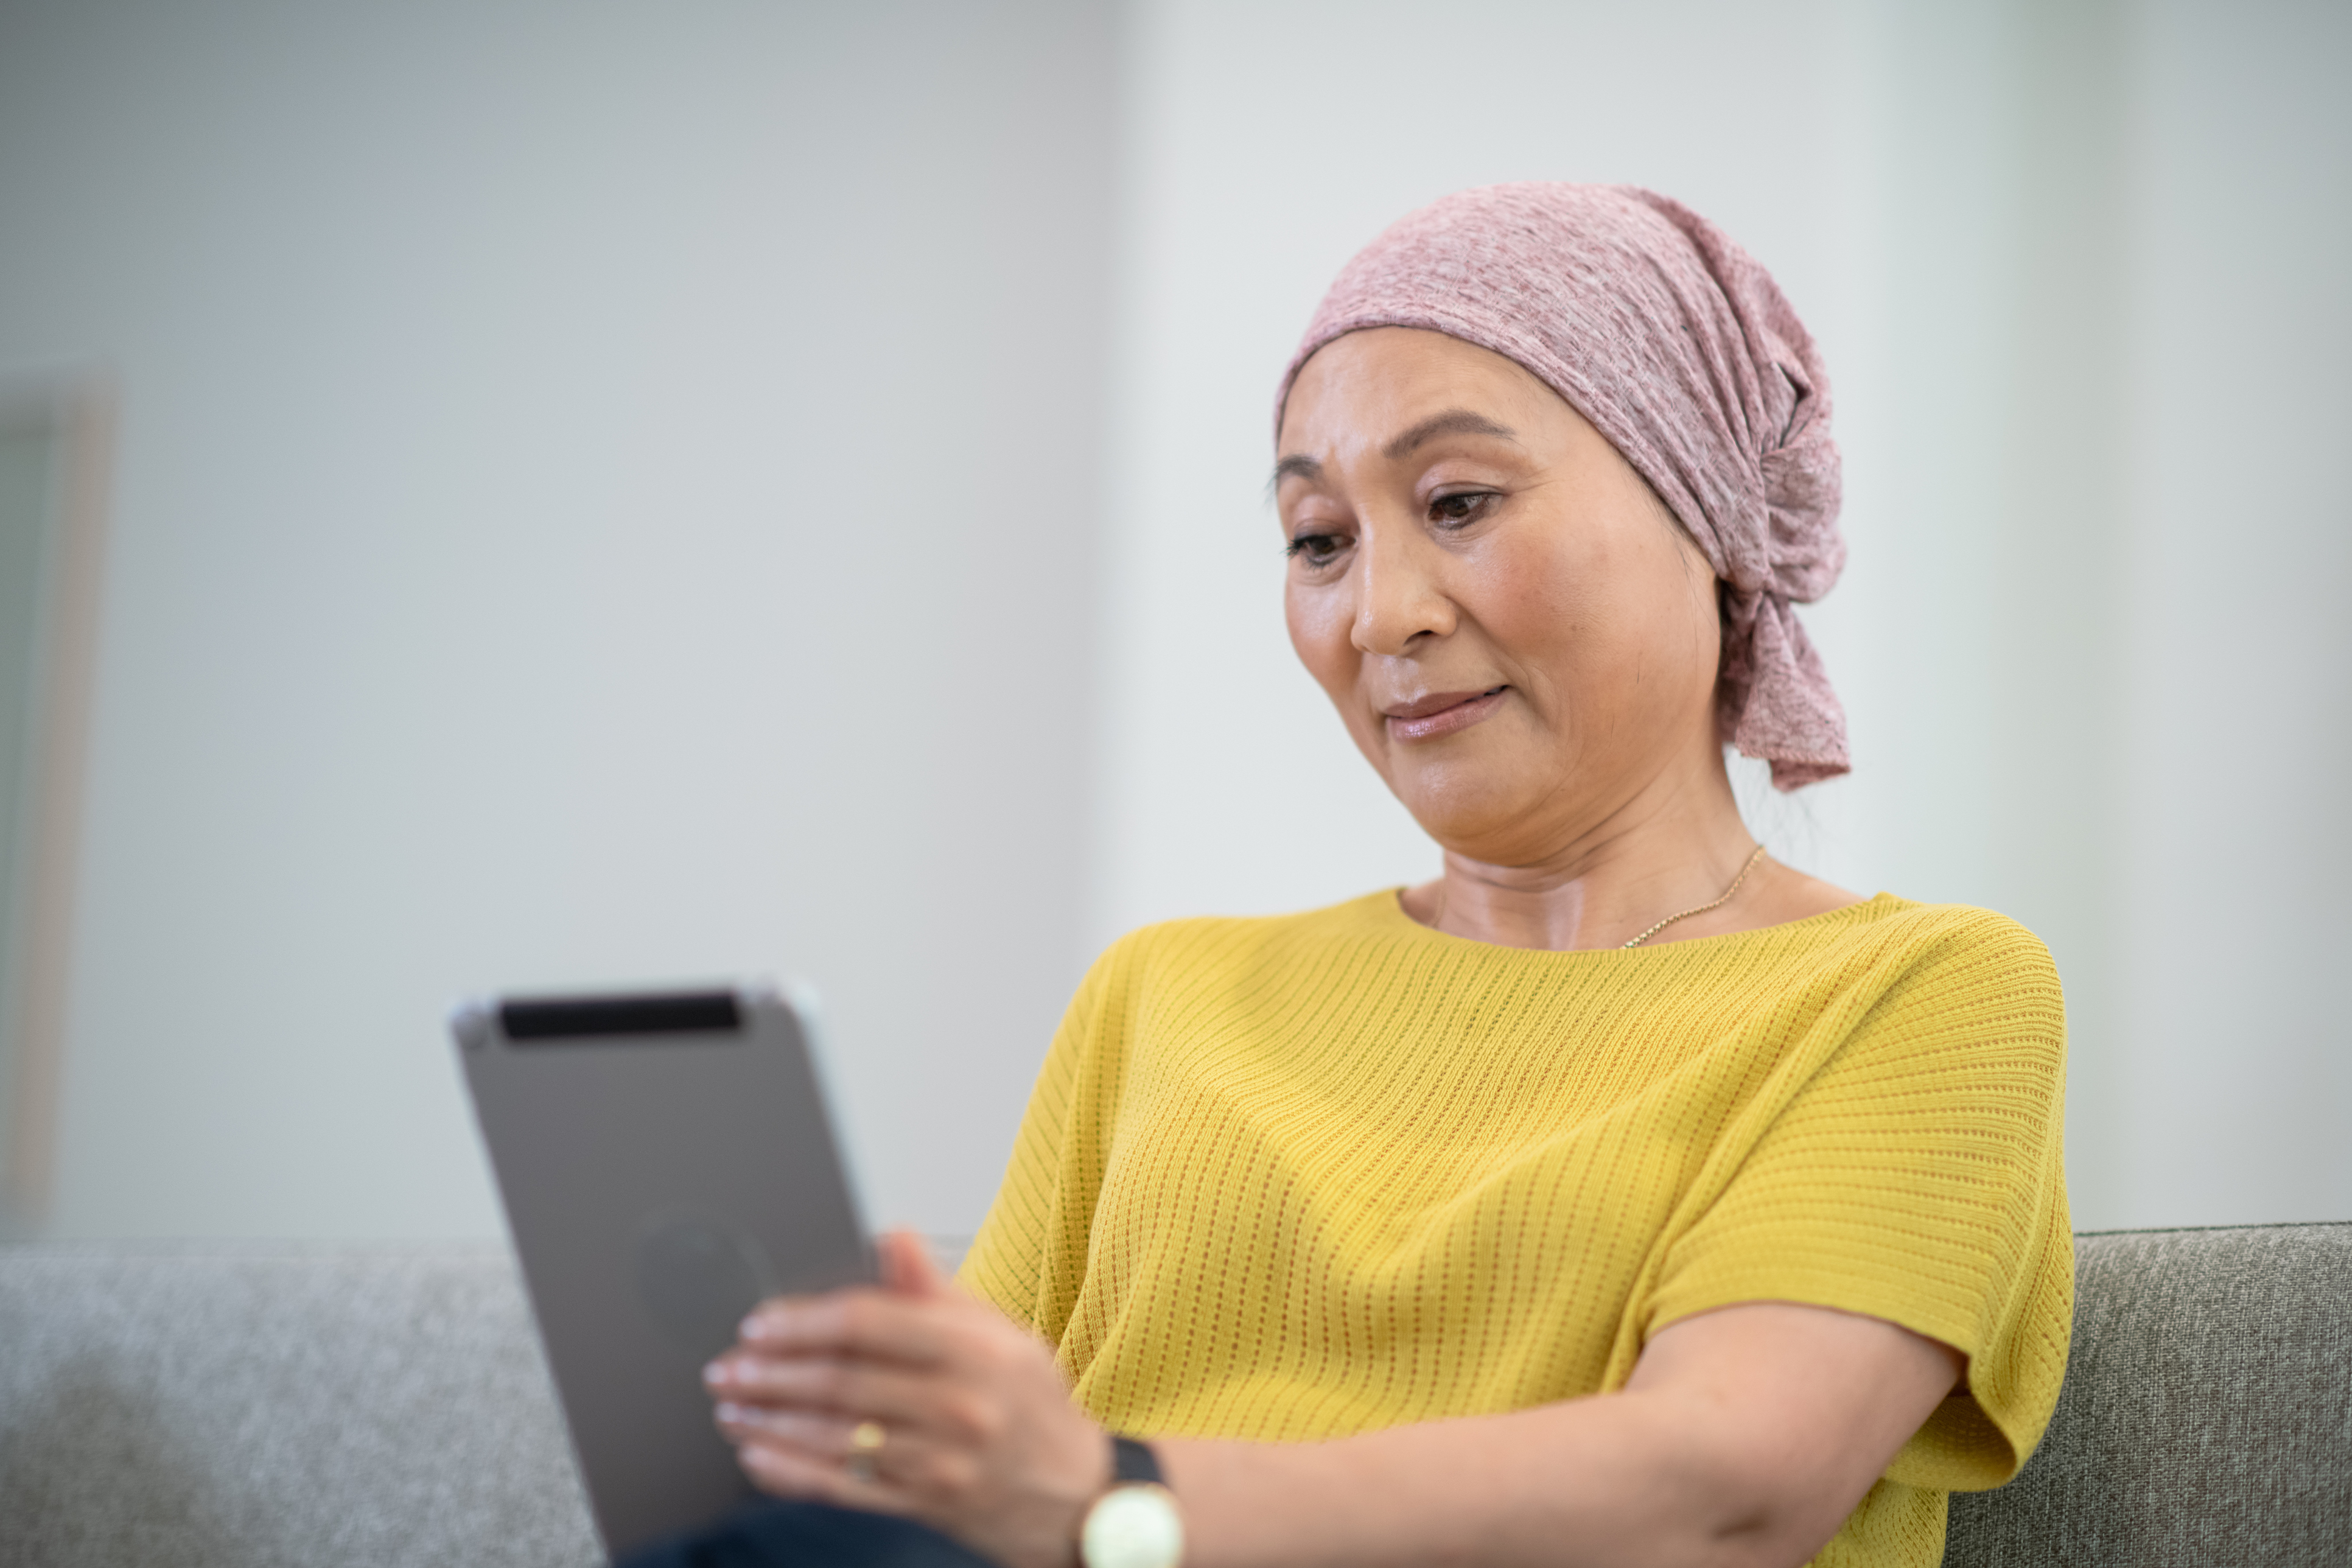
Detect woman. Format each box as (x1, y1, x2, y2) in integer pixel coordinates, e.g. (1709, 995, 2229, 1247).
(679, 184, 2071, 1568)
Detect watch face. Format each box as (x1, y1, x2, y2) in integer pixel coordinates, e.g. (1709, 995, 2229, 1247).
(1082, 1483, 1186, 1568)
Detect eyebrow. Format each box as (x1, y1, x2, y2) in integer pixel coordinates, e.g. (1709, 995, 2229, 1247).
(1269, 408, 1521, 490)
(1383, 409, 1519, 459)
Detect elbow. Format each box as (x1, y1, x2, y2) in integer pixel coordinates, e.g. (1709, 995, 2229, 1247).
(1690, 1505, 1835, 1568)
(1646, 1438, 1860, 1568)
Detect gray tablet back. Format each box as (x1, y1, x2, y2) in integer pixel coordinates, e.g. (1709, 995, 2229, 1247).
(453, 984, 872, 1561)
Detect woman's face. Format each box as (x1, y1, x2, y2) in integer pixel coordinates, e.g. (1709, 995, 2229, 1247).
(1276, 327, 1723, 866)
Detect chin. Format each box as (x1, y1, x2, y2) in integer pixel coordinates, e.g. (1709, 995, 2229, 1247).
(1391, 779, 1556, 864)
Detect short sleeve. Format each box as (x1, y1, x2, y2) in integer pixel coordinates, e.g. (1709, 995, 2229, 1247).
(1645, 912, 2073, 1491)
(956, 936, 1125, 1336)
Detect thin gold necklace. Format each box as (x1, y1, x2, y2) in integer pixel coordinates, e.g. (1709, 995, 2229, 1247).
(1622, 844, 1769, 948)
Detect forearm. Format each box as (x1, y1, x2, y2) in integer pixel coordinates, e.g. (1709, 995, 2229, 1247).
(1157, 1392, 1804, 1568)
(712, 1274, 1947, 1568)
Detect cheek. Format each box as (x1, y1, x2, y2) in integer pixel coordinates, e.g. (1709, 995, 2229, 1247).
(1471, 542, 1592, 696)
(1284, 583, 1355, 694)
(1468, 525, 1692, 726)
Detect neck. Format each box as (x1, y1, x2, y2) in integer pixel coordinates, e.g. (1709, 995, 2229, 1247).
(1403, 752, 1763, 952)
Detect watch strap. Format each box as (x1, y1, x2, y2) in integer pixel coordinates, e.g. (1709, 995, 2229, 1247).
(1085, 1438, 1184, 1568)
(1109, 1434, 1163, 1486)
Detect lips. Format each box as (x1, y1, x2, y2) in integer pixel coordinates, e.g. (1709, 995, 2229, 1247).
(1381, 686, 1507, 742)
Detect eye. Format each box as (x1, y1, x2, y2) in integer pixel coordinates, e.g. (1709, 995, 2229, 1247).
(1285, 531, 1346, 567)
(1429, 490, 1497, 527)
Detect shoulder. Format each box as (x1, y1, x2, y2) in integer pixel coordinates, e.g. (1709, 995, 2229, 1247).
(1822, 898, 2068, 1082)
(1059, 892, 1409, 1045)
(1849, 898, 2062, 1003)
(1722, 895, 2062, 1020)
(1086, 890, 1404, 981)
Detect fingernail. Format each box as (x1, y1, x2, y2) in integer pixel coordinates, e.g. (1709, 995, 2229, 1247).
(702, 1360, 726, 1387)
(740, 1312, 774, 1342)
(716, 1401, 746, 1423)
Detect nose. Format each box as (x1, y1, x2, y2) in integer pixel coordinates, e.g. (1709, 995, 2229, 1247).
(1351, 519, 1456, 656)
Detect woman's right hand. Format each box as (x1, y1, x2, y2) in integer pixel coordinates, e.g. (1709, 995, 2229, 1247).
(704, 1230, 1111, 1568)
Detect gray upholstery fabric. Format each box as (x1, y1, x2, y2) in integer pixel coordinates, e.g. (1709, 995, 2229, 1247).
(2, 1227, 2345, 1566)
(0, 1245, 600, 1568)
(1947, 1222, 2352, 1567)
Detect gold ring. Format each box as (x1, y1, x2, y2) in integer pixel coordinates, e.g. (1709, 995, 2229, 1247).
(845, 1419, 887, 1483)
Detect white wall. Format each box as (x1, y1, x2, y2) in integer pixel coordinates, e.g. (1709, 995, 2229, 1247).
(0, 0, 1119, 1240)
(2112, 0, 2352, 1224)
(1, 0, 2342, 1242)
(1094, 0, 2352, 1230)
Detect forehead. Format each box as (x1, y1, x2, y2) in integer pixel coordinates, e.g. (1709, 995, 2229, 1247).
(1278, 327, 1566, 455)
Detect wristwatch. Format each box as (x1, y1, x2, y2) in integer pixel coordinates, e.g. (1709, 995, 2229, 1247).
(1079, 1435, 1184, 1568)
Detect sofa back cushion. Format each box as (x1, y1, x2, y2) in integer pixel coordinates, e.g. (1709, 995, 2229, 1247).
(4, 1225, 2347, 1566)
(1946, 1222, 2352, 1567)
(0, 1245, 599, 1567)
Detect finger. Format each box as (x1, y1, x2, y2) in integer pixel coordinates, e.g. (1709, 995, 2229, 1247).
(719, 1402, 929, 1479)
(737, 1287, 956, 1366)
(712, 1402, 859, 1455)
(732, 1431, 912, 1517)
(878, 1228, 951, 1299)
(704, 1354, 945, 1427)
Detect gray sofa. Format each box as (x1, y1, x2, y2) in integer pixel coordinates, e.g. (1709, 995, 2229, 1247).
(2, 1224, 2345, 1566)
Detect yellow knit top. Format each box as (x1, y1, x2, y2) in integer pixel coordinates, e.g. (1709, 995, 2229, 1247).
(960, 890, 2072, 1567)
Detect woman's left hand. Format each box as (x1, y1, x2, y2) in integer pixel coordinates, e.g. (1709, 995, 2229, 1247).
(704, 1230, 1110, 1568)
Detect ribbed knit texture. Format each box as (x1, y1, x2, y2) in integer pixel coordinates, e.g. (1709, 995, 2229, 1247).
(961, 891, 2073, 1568)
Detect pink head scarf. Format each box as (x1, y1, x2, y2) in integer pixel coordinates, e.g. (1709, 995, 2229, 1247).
(1275, 183, 1849, 789)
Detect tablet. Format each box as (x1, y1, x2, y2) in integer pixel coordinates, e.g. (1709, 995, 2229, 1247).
(452, 982, 873, 1559)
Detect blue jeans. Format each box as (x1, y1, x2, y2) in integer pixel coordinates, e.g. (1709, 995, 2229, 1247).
(618, 1501, 1002, 1568)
